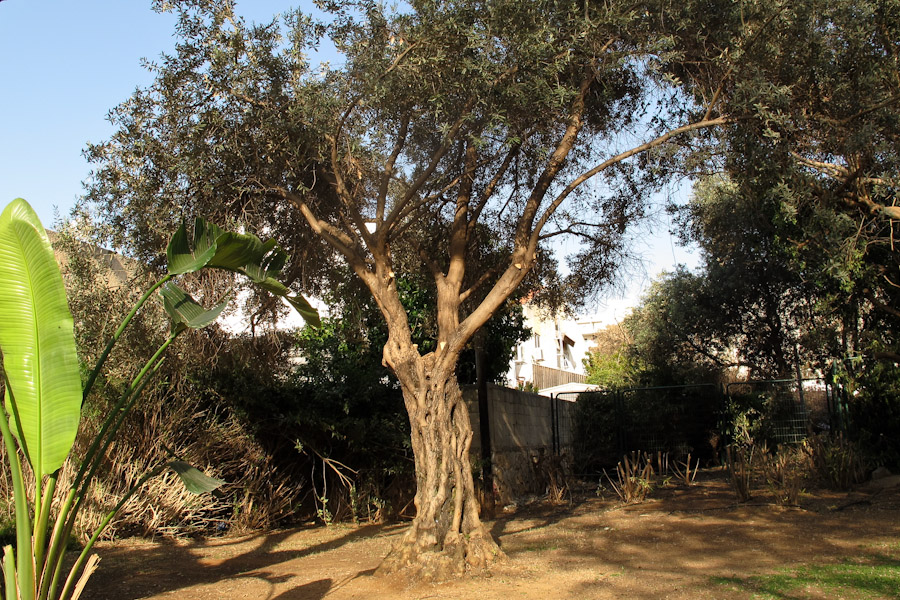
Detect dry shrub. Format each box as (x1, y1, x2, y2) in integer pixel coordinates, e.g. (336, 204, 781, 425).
(23, 227, 307, 543)
(672, 453, 700, 486)
(604, 451, 654, 504)
(803, 432, 867, 490)
(0, 389, 311, 544)
(761, 446, 804, 506)
(532, 450, 572, 504)
(725, 444, 754, 502)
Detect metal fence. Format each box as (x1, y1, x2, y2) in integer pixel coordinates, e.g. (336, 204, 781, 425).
(559, 384, 722, 474)
(561, 378, 839, 475)
(725, 379, 820, 444)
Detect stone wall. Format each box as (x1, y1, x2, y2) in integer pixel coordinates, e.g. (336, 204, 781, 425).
(463, 384, 577, 504)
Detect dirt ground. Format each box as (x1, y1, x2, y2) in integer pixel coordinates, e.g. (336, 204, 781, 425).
(82, 469, 900, 599)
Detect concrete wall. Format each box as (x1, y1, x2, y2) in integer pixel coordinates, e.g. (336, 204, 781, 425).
(463, 384, 577, 504)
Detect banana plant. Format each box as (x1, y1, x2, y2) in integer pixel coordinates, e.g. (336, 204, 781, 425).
(0, 199, 318, 600)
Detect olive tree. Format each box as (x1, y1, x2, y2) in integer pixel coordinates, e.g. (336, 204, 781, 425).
(81, 0, 820, 577)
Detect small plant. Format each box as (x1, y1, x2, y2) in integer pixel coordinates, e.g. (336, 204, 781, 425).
(349, 484, 360, 525)
(0, 200, 318, 600)
(762, 446, 803, 506)
(517, 381, 538, 393)
(672, 453, 700, 486)
(532, 451, 571, 505)
(725, 444, 754, 502)
(315, 495, 333, 526)
(546, 464, 571, 505)
(604, 452, 654, 504)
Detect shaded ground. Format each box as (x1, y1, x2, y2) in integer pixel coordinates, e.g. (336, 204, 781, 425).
(84, 469, 900, 599)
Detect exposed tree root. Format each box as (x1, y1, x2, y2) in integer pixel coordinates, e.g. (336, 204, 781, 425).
(376, 526, 505, 582)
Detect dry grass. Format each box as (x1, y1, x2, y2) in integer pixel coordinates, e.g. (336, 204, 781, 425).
(0, 394, 308, 543)
(761, 446, 804, 506)
(803, 432, 867, 490)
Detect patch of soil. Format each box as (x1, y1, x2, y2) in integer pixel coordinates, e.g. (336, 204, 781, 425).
(83, 469, 900, 599)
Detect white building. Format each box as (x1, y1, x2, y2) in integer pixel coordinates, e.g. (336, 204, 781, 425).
(506, 305, 612, 395)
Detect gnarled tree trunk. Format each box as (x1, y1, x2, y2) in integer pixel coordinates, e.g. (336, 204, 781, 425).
(376, 348, 503, 580)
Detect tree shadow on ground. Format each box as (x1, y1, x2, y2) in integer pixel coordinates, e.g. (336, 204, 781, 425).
(268, 568, 378, 600)
(82, 523, 398, 599)
(80, 475, 900, 600)
(512, 475, 900, 600)
(490, 495, 591, 542)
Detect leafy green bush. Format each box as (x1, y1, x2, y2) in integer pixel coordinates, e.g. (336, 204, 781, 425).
(216, 316, 415, 524)
(845, 362, 900, 470)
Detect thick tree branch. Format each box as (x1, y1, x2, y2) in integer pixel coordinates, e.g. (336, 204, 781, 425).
(459, 263, 505, 303)
(792, 152, 900, 218)
(266, 183, 364, 266)
(514, 65, 597, 251)
(791, 153, 896, 188)
(531, 115, 733, 244)
(446, 142, 479, 292)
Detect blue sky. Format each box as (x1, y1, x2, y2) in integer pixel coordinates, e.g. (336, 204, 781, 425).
(0, 0, 302, 226)
(0, 0, 697, 317)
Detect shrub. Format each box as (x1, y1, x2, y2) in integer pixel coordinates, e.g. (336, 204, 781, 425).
(725, 444, 754, 502)
(603, 452, 654, 504)
(803, 433, 867, 490)
(761, 445, 804, 506)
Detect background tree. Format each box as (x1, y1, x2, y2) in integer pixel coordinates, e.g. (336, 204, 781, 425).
(666, 177, 821, 380)
(671, 0, 900, 463)
(583, 323, 638, 389)
(80, 0, 854, 575)
(675, 0, 900, 364)
(622, 268, 732, 385)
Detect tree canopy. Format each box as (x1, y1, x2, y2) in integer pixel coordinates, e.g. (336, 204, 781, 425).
(681, 0, 900, 367)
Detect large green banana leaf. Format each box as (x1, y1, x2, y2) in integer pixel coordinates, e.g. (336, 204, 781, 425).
(167, 461, 225, 494)
(166, 218, 320, 327)
(0, 199, 81, 476)
(159, 282, 230, 330)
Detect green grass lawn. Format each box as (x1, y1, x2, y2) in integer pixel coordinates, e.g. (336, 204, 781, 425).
(713, 544, 900, 599)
